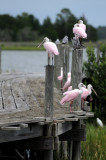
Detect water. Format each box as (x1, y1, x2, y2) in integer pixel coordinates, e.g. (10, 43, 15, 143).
(1, 50, 88, 75)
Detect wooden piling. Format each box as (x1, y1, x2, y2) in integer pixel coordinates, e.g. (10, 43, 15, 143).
(71, 49, 83, 111)
(71, 49, 83, 160)
(45, 65, 54, 121)
(54, 44, 70, 90)
(0, 46, 1, 73)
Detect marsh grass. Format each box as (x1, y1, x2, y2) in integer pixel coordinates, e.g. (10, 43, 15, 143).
(81, 123, 106, 160)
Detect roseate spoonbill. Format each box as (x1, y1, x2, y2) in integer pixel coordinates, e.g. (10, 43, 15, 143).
(97, 118, 103, 127)
(60, 83, 84, 111)
(57, 67, 63, 81)
(73, 23, 87, 39)
(81, 84, 97, 109)
(38, 37, 59, 65)
(63, 72, 71, 91)
(78, 20, 86, 31)
(68, 86, 72, 91)
(57, 67, 63, 91)
(62, 36, 68, 44)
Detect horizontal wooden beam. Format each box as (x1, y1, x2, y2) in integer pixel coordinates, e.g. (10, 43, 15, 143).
(24, 136, 54, 150)
(0, 123, 43, 143)
(59, 128, 86, 141)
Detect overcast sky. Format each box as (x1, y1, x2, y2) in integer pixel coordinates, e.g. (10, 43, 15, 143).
(0, 0, 106, 27)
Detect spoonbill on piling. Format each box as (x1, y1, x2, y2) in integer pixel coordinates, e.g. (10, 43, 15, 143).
(78, 20, 86, 31)
(60, 83, 84, 112)
(38, 37, 59, 65)
(62, 36, 68, 44)
(63, 72, 71, 91)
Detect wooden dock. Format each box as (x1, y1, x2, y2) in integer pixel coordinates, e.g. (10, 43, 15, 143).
(0, 72, 94, 160)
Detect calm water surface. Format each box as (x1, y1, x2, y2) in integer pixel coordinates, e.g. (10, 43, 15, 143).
(1, 50, 88, 75)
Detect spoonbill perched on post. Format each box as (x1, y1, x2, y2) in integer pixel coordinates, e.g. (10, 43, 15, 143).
(60, 83, 84, 112)
(72, 21, 87, 49)
(38, 37, 59, 65)
(62, 35, 68, 44)
(63, 72, 71, 91)
(78, 20, 86, 31)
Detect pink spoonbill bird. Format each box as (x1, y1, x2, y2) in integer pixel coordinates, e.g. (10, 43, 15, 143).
(78, 20, 86, 31)
(73, 23, 87, 39)
(60, 83, 84, 112)
(63, 72, 71, 91)
(57, 67, 63, 91)
(81, 84, 97, 109)
(38, 37, 59, 65)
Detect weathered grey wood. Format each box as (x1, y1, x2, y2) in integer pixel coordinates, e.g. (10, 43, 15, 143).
(65, 118, 78, 121)
(59, 128, 86, 141)
(45, 65, 54, 120)
(68, 141, 73, 160)
(71, 49, 83, 111)
(0, 123, 43, 143)
(72, 120, 81, 160)
(25, 136, 54, 150)
(44, 124, 53, 160)
(54, 44, 70, 89)
(57, 121, 72, 136)
(0, 126, 21, 131)
(0, 46, 1, 73)
(61, 141, 68, 160)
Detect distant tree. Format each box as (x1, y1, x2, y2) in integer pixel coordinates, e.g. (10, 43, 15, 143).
(97, 26, 106, 40)
(55, 8, 77, 39)
(87, 25, 98, 41)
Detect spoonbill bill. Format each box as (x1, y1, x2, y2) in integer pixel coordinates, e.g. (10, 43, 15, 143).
(63, 72, 71, 91)
(38, 37, 59, 65)
(60, 83, 84, 111)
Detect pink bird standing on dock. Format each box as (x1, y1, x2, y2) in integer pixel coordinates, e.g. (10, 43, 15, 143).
(63, 72, 71, 91)
(60, 83, 84, 112)
(57, 67, 63, 81)
(38, 37, 59, 65)
(78, 20, 86, 31)
(73, 23, 87, 39)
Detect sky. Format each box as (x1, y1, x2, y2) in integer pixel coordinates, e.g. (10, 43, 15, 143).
(0, 0, 106, 28)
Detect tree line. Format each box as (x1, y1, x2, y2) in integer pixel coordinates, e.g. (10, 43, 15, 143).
(0, 8, 106, 42)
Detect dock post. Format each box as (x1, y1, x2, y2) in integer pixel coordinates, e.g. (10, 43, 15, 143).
(45, 65, 54, 121)
(71, 49, 83, 160)
(44, 65, 54, 160)
(0, 46, 1, 73)
(54, 44, 70, 90)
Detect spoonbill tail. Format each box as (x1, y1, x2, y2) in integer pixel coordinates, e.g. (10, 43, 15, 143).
(97, 118, 103, 127)
(60, 83, 84, 112)
(38, 37, 59, 65)
(63, 72, 71, 91)
(78, 20, 86, 31)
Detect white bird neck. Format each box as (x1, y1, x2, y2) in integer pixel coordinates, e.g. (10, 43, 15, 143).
(61, 67, 63, 76)
(87, 86, 92, 95)
(78, 85, 83, 94)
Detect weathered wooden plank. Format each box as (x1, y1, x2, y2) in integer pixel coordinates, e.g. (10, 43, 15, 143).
(0, 123, 43, 143)
(65, 118, 78, 121)
(57, 121, 72, 136)
(59, 128, 86, 141)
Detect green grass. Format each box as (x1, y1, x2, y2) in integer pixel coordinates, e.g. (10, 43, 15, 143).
(81, 123, 106, 160)
(1, 45, 44, 51)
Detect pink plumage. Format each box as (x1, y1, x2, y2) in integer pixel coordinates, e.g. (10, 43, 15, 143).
(60, 90, 80, 105)
(81, 87, 89, 100)
(63, 72, 71, 91)
(44, 41, 59, 55)
(78, 20, 86, 31)
(68, 86, 72, 91)
(73, 24, 87, 39)
(57, 67, 63, 81)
